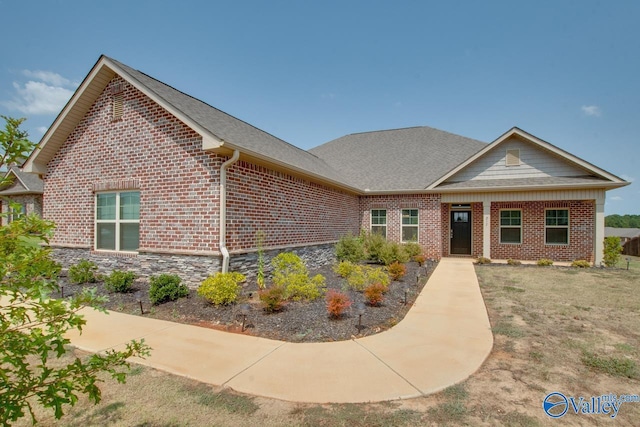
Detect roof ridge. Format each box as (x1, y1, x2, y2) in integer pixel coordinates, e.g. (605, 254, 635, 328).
(107, 56, 325, 162)
(343, 125, 486, 143)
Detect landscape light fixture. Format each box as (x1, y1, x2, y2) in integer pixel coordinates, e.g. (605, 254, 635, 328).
(239, 303, 251, 332)
(404, 286, 409, 305)
(60, 285, 64, 299)
(135, 291, 144, 315)
(627, 257, 631, 271)
(355, 302, 366, 333)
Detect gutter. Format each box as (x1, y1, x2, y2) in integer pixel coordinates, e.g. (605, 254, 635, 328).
(219, 149, 240, 273)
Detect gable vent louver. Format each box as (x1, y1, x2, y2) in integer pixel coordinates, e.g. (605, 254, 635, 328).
(111, 83, 124, 121)
(506, 149, 520, 166)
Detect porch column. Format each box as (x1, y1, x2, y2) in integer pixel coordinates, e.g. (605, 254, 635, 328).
(594, 197, 605, 266)
(483, 198, 491, 259)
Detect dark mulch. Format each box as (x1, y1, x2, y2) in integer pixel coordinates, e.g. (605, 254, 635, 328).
(55, 260, 437, 343)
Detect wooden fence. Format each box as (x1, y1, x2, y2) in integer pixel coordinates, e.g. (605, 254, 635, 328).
(624, 236, 640, 257)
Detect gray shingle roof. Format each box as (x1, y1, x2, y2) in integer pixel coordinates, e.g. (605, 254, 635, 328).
(0, 166, 43, 195)
(108, 57, 354, 190)
(309, 127, 487, 191)
(605, 227, 640, 239)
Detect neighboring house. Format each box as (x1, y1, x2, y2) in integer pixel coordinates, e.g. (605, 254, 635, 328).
(22, 55, 629, 283)
(0, 166, 44, 225)
(604, 227, 640, 244)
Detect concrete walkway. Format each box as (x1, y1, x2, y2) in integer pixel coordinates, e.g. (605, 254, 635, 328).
(66, 258, 493, 403)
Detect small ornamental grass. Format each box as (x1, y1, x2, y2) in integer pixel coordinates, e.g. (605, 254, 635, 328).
(149, 273, 189, 305)
(507, 258, 521, 266)
(198, 272, 245, 306)
(104, 270, 136, 293)
(475, 257, 492, 265)
(68, 259, 98, 284)
(571, 260, 591, 268)
(326, 289, 351, 318)
(537, 258, 554, 267)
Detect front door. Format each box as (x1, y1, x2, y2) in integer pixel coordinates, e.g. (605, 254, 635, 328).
(450, 211, 472, 255)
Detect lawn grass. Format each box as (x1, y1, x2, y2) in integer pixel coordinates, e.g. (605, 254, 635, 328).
(13, 262, 640, 426)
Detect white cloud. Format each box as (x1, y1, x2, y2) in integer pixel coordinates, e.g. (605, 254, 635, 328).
(620, 174, 635, 182)
(1, 70, 77, 115)
(581, 105, 602, 117)
(36, 126, 49, 135)
(610, 196, 623, 201)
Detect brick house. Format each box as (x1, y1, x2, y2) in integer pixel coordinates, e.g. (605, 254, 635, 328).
(0, 166, 43, 225)
(22, 56, 628, 282)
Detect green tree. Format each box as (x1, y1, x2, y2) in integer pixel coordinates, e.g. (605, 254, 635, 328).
(603, 236, 623, 267)
(1, 117, 150, 424)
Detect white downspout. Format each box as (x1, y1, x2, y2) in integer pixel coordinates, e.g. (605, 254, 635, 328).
(219, 150, 240, 273)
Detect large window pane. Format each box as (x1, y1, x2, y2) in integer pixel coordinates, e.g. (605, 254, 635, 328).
(120, 192, 140, 220)
(501, 228, 521, 244)
(500, 210, 521, 226)
(546, 228, 568, 244)
(97, 194, 116, 220)
(96, 223, 116, 250)
(371, 225, 386, 238)
(120, 223, 140, 251)
(402, 226, 418, 242)
(402, 209, 418, 225)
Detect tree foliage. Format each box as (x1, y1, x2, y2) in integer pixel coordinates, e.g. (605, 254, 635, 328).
(1, 116, 150, 424)
(605, 214, 640, 228)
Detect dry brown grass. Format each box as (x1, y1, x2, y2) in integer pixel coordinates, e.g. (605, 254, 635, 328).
(14, 262, 640, 426)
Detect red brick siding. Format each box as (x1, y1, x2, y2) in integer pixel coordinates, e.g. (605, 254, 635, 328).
(44, 77, 222, 252)
(359, 194, 442, 259)
(225, 160, 360, 250)
(489, 200, 595, 262)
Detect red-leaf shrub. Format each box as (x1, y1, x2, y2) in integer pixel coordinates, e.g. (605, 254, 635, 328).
(388, 262, 406, 281)
(326, 289, 351, 318)
(259, 285, 286, 312)
(364, 283, 385, 306)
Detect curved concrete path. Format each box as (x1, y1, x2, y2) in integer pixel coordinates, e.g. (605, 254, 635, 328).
(66, 258, 493, 403)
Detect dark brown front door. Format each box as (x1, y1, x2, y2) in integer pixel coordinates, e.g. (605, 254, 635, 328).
(450, 211, 472, 255)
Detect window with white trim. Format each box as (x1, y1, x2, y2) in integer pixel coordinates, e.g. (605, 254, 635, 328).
(401, 209, 418, 242)
(545, 209, 569, 245)
(370, 209, 387, 238)
(95, 191, 140, 251)
(500, 210, 522, 244)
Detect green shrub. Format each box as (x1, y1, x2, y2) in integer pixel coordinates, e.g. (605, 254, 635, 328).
(335, 233, 365, 263)
(68, 259, 98, 284)
(571, 260, 591, 268)
(198, 272, 245, 305)
(403, 242, 422, 258)
(537, 258, 554, 266)
(259, 285, 286, 312)
(326, 289, 351, 318)
(286, 274, 326, 301)
(364, 266, 390, 289)
(346, 266, 367, 291)
(603, 236, 623, 267)
(104, 270, 136, 293)
(364, 283, 385, 306)
(149, 274, 189, 305)
(506, 259, 521, 266)
(272, 252, 326, 301)
(333, 261, 358, 278)
(475, 257, 492, 265)
(378, 242, 410, 266)
(363, 232, 387, 263)
(387, 262, 406, 281)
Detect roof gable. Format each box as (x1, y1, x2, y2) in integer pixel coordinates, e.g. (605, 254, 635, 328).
(0, 166, 43, 195)
(430, 127, 628, 191)
(23, 55, 357, 192)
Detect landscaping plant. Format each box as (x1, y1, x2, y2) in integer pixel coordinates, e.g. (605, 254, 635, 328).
(536, 258, 553, 266)
(603, 236, 623, 267)
(68, 258, 99, 284)
(325, 289, 352, 318)
(149, 273, 189, 305)
(571, 260, 591, 268)
(258, 285, 286, 312)
(364, 283, 385, 306)
(335, 233, 365, 263)
(198, 272, 245, 305)
(387, 261, 407, 281)
(104, 270, 136, 293)
(271, 252, 326, 301)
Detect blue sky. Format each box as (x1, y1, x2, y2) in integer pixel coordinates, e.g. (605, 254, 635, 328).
(1, 0, 638, 215)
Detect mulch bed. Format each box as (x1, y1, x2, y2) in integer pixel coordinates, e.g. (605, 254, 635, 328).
(55, 260, 437, 343)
